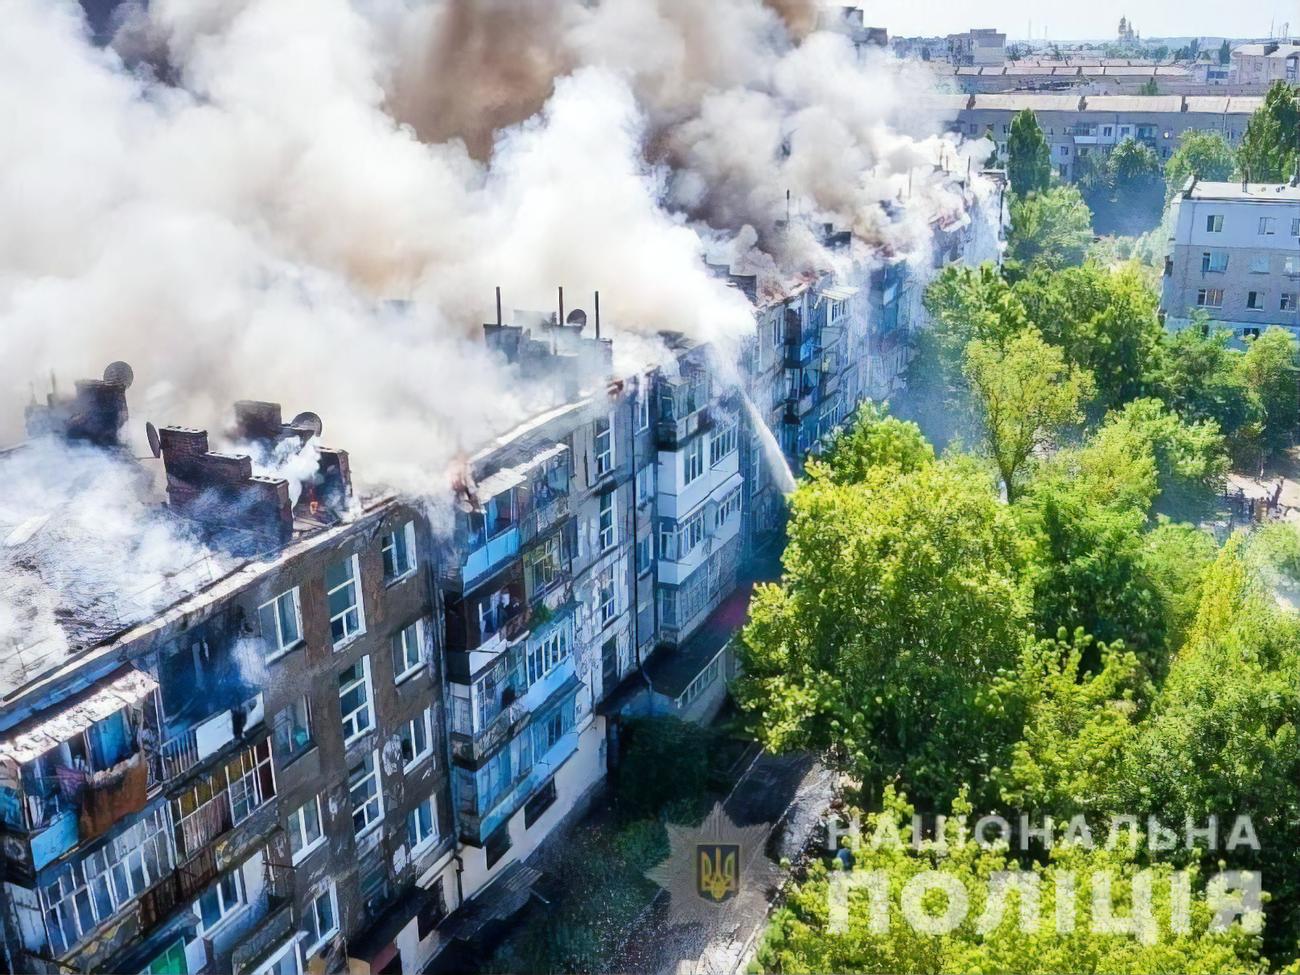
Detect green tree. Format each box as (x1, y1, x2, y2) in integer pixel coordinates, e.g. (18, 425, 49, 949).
(615, 717, 713, 818)
(734, 452, 1030, 807)
(1219, 39, 1231, 65)
(1237, 81, 1300, 182)
(1006, 185, 1095, 271)
(1110, 137, 1164, 201)
(1014, 264, 1165, 411)
(964, 331, 1096, 502)
(1138, 77, 1160, 96)
(818, 403, 934, 485)
(1165, 130, 1236, 199)
(754, 795, 1267, 975)
(1239, 326, 1299, 457)
(1007, 109, 1052, 196)
(1157, 322, 1257, 443)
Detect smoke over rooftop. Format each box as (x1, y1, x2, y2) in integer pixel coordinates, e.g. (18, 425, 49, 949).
(0, 0, 991, 669)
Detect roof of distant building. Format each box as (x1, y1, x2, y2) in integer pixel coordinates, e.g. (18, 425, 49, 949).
(1185, 181, 1300, 203)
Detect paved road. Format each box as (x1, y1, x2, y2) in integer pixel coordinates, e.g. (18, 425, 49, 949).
(610, 751, 836, 975)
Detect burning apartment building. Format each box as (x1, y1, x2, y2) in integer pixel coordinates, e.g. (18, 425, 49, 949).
(0, 179, 998, 975)
(0, 375, 456, 975)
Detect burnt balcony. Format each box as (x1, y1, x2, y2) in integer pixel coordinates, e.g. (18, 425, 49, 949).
(137, 845, 220, 935)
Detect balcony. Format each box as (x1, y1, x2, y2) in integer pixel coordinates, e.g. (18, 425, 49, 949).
(137, 846, 220, 935)
(519, 492, 570, 545)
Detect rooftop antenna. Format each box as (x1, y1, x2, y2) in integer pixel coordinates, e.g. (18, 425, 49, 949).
(48, 370, 57, 401)
(594, 291, 601, 340)
(558, 286, 564, 327)
(495, 286, 502, 326)
(786, 189, 791, 225)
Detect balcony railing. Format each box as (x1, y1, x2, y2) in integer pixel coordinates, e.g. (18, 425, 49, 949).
(138, 846, 219, 935)
(519, 493, 570, 545)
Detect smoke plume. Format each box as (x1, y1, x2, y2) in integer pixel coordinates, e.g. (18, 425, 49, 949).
(0, 0, 993, 665)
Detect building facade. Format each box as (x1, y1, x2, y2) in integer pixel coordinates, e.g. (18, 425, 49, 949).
(0, 185, 1000, 974)
(1161, 178, 1300, 340)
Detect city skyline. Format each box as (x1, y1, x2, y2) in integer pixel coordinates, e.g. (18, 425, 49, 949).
(866, 0, 1294, 41)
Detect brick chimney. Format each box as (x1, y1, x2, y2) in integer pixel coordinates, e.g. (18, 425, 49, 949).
(25, 373, 130, 447)
(159, 426, 293, 546)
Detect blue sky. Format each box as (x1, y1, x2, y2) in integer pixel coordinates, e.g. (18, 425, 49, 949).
(863, 0, 1295, 41)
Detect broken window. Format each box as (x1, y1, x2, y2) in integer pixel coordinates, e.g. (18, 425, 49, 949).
(348, 752, 383, 838)
(401, 709, 433, 771)
(381, 521, 417, 582)
(338, 656, 374, 744)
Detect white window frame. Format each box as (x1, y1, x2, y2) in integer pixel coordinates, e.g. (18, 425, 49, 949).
(251, 939, 302, 975)
(526, 624, 571, 686)
(636, 535, 652, 577)
(381, 521, 418, 583)
(636, 383, 651, 432)
(349, 751, 384, 839)
(392, 619, 427, 685)
(1259, 216, 1277, 235)
(683, 438, 704, 486)
(709, 421, 738, 466)
(406, 795, 440, 855)
(635, 462, 654, 504)
(338, 655, 375, 745)
(1282, 293, 1299, 312)
(716, 487, 742, 529)
(594, 412, 615, 477)
(195, 867, 245, 936)
(1201, 250, 1228, 273)
(1247, 290, 1266, 310)
(401, 708, 434, 772)
(1196, 288, 1224, 308)
(325, 554, 365, 648)
(302, 881, 339, 958)
(1206, 214, 1224, 233)
(1249, 255, 1271, 274)
(597, 570, 617, 627)
(258, 588, 302, 661)
(288, 795, 326, 866)
(598, 491, 617, 552)
(227, 738, 276, 826)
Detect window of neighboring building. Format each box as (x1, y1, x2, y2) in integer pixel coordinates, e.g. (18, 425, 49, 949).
(325, 554, 365, 647)
(594, 412, 615, 477)
(406, 796, 439, 854)
(1291, 218, 1300, 236)
(1250, 255, 1272, 274)
(349, 752, 383, 838)
(636, 535, 652, 577)
(258, 588, 302, 660)
(302, 882, 339, 958)
(709, 421, 738, 466)
(526, 624, 571, 686)
(392, 619, 426, 684)
(1201, 250, 1229, 272)
(1196, 288, 1224, 308)
(484, 823, 512, 869)
(1259, 216, 1278, 235)
(1206, 214, 1224, 232)
(1248, 291, 1266, 310)
(636, 384, 651, 431)
(597, 570, 616, 627)
(524, 777, 558, 829)
(635, 462, 654, 504)
(381, 521, 417, 582)
(1284, 255, 1299, 276)
(338, 656, 375, 744)
(401, 709, 434, 771)
(683, 437, 704, 485)
(1283, 293, 1299, 312)
(598, 491, 617, 551)
(289, 795, 325, 865)
(274, 695, 312, 761)
(196, 868, 244, 935)
(716, 487, 743, 529)
(658, 517, 676, 561)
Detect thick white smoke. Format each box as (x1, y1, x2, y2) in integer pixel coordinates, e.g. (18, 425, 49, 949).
(0, 0, 991, 667)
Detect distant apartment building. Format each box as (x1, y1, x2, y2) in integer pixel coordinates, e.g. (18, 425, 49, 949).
(1231, 41, 1300, 86)
(0, 189, 999, 974)
(1161, 178, 1300, 340)
(949, 93, 1264, 180)
(947, 28, 1007, 67)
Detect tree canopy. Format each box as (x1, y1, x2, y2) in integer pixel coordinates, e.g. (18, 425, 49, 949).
(1006, 185, 1094, 272)
(1007, 109, 1051, 196)
(1237, 82, 1300, 183)
(1165, 130, 1236, 199)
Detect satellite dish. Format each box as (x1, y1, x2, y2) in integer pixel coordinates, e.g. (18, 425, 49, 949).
(290, 411, 323, 438)
(103, 361, 135, 389)
(566, 308, 588, 327)
(145, 421, 161, 458)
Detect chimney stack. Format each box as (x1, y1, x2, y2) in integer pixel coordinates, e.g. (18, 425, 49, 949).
(24, 364, 132, 447)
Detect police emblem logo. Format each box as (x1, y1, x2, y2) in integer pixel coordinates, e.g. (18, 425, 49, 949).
(696, 843, 740, 902)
